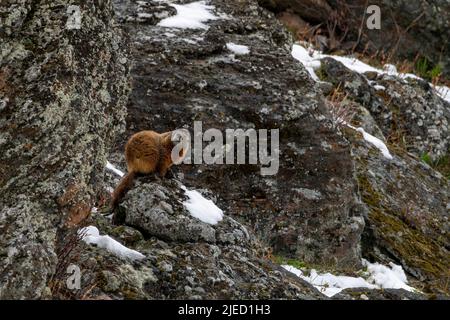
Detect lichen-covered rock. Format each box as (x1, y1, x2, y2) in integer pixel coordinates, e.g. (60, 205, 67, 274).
(1, 0, 448, 300)
(63, 177, 325, 300)
(120, 178, 251, 246)
(112, 0, 365, 270)
(0, 0, 129, 299)
(319, 57, 450, 159)
(313, 55, 449, 296)
(348, 126, 450, 295)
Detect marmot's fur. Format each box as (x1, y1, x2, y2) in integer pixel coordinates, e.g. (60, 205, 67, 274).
(111, 130, 188, 210)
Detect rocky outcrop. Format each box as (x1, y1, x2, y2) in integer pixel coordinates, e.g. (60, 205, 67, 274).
(313, 57, 449, 295)
(347, 125, 449, 295)
(121, 180, 251, 246)
(319, 57, 450, 159)
(112, 0, 365, 270)
(1, 0, 448, 300)
(0, 1, 129, 298)
(107, 0, 448, 297)
(63, 177, 325, 300)
(259, 0, 450, 77)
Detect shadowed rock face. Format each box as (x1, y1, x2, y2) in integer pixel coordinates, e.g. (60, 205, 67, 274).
(112, 0, 365, 269)
(0, 1, 129, 298)
(259, 0, 450, 77)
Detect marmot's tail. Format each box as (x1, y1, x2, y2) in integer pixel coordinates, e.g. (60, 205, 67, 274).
(111, 171, 136, 209)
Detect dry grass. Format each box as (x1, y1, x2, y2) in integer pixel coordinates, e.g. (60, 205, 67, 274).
(325, 87, 357, 128)
(48, 219, 99, 300)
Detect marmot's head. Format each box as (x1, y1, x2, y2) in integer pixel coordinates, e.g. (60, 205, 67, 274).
(161, 129, 190, 165)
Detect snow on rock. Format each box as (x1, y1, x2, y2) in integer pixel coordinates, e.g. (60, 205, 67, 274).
(106, 161, 125, 177)
(226, 42, 250, 55)
(282, 265, 377, 297)
(354, 127, 393, 160)
(181, 186, 223, 225)
(291, 43, 380, 79)
(283, 259, 415, 297)
(363, 260, 415, 291)
(345, 124, 393, 160)
(291, 44, 321, 81)
(79, 226, 145, 261)
(435, 85, 450, 103)
(373, 84, 386, 91)
(328, 54, 381, 75)
(291, 43, 420, 83)
(383, 64, 397, 75)
(66, 5, 82, 30)
(157, 1, 219, 30)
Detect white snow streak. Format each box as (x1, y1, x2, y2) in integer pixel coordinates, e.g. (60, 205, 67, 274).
(181, 186, 223, 224)
(79, 226, 145, 261)
(157, 1, 219, 30)
(283, 259, 415, 297)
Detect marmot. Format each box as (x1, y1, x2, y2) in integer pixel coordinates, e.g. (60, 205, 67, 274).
(111, 130, 189, 210)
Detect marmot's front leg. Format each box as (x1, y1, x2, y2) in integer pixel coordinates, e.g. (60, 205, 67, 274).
(158, 162, 170, 177)
(158, 167, 167, 177)
(164, 167, 175, 179)
(158, 161, 176, 178)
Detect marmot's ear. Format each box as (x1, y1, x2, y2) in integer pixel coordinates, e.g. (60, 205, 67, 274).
(160, 131, 173, 146)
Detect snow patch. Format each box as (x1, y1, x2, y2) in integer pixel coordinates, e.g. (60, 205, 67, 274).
(364, 260, 415, 291)
(79, 226, 145, 261)
(291, 43, 421, 83)
(346, 125, 393, 160)
(66, 5, 82, 30)
(373, 84, 386, 91)
(226, 42, 250, 55)
(435, 85, 450, 103)
(283, 265, 377, 297)
(355, 127, 393, 160)
(181, 186, 223, 224)
(106, 161, 125, 177)
(383, 64, 397, 75)
(283, 259, 415, 297)
(291, 44, 321, 81)
(157, 1, 219, 30)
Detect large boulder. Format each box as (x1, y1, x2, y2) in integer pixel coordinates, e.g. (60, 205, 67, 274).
(0, 0, 129, 299)
(61, 177, 325, 300)
(345, 124, 449, 295)
(315, 56, 449, 295)
(111, 0, 365, 270)
(319, 57, 450, 159)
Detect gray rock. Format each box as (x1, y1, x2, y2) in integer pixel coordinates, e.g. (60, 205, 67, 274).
(0, 0, 129, 298)
(114, 0, 365, 270)
(61, 181, 325, 300)
(260, 0, 450, 77)
(319, 57, 450, 159)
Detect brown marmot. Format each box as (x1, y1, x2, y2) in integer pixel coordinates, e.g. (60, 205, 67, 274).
(111, 130, 189, 210)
